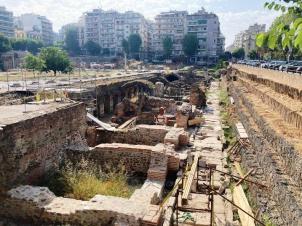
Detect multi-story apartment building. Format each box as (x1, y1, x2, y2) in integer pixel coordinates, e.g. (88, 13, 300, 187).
(153, 8, 224, 64)
(153, 11, 188, 57)
(229, 23, 266, 56)
(79, 9, 150, 57)
(0, 7, 14, 38)
(14, 13, 54, 45)
(78, 8, 224, 62)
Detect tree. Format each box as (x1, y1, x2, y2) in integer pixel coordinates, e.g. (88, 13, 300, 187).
(220, 51, 232, 61)
(23, 53, 45, 74)
(256, 1, 302, 59)
(163, 36, 173, 59)
(128, 34, 142, 58)
(39, 47, 72, 76)
(248, 50, 260, 60)
(84, 41, 101, 56)
(232, 48, 245, 60)
(27, 40, 43, 54)
(182, 34, 198, 58)
(65, 27, 80, 55)
(11, 38, 43, 54)
(0, 34, 11, 54)
(122, 39, 129, 56)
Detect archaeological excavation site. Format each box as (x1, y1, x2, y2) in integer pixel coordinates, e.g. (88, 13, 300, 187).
(0, 64, 301, 226)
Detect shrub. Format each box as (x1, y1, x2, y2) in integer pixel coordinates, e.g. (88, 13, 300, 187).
(40, 159, 142, 200)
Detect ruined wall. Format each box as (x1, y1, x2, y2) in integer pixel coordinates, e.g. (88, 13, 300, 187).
(0, 103, 87, 190)
(96, 125, 170, 146)
(67, 143, 180, 175)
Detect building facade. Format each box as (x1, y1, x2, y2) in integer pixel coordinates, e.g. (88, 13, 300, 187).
(0, 7, 14, 38)
(229, 23, 266, 56)
(78, 9, 149, 57)
(77, 8, 224, 62)
(14, 13, 54, 45)
(152, 8, 224, 64)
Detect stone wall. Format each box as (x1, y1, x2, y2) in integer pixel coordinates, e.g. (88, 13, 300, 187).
(229, 82, 302, 225)
(232, 68, 302, 101)
(0, 103, 87, 190)
(67, 143, 180, 175)
(0, 184, 163, 226)
(237, 78, 302, 129)
(96, 125, 170, 146)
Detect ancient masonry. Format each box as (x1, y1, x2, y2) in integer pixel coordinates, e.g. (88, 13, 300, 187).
(2, 65, 301, 225)
(228, 65, 302, 225)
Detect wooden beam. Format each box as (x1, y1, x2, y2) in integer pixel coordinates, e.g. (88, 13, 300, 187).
(236, 169, 254, 186)
(233, 162, 255, 226)
(181, 153, 200, 205)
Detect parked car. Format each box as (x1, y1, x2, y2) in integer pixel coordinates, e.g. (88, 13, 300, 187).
(267, 61, 287, 70)
(280, 61, 302, 73)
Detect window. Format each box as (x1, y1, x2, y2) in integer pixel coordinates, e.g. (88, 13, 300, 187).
(198, 19, 207, 25)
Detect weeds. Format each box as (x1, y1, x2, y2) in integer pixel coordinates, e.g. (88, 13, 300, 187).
(219, 86, 236, 147)
(39, 158, 143, 200)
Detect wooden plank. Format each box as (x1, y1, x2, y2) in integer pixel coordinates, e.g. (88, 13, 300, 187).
(182, 153, 200, 205)
(233, 163, 255, 226)
(236, 169, 254, 186)
(118, 117, 137, 129)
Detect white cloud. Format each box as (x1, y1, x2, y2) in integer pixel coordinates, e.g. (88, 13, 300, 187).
(218, 10, 280, 46)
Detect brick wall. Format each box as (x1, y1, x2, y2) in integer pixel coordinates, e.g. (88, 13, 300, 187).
(0, 103, 87, 190)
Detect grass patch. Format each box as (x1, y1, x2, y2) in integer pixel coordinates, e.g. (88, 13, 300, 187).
(219, 85, 236, 148)
(39, 159, 144, 200)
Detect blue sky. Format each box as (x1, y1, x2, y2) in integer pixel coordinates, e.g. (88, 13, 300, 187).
(0, 0, 280, 46)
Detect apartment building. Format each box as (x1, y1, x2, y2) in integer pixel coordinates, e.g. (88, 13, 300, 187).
(0, 7, 14, 38)
(153, 11, 188, 57)
(79, 9, 149, 57)
(15, 13, 54, 45)
(78, 8, 224, 62)
(229, 23, 266, 56)
(153, 8, 224, 64)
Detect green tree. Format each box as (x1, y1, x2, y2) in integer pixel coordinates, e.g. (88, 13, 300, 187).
(11, 38, 27, 51)
(248, 50, 260, 60)
(232, 48, 245, 60)
(27, 39, 43, 54)
(0, 34, 11, 53)
(39, 47, 72, 76)
(65, 27, 80, 55)
(182, 34, 198, 58)
(128, 34, 142, 58)
(163, 36, 173, 59)
(257, 1, 302, 59)
(84, 40, 101, 56)
(122, 39, 129, 56)
(23, 53, 45, 74)
(11, 38, 43, 54)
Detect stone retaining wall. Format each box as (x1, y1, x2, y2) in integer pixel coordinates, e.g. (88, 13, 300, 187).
(229, 83, 302, 225)
(232, 68, 302, 101)
(238, 77, 302, 129)
(0, 103, 87, 190)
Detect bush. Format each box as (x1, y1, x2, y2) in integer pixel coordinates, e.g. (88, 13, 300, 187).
(40, 159, 142, 200)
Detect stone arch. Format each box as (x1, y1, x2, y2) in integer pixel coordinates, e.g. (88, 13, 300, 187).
(121, 80, 155, 95)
